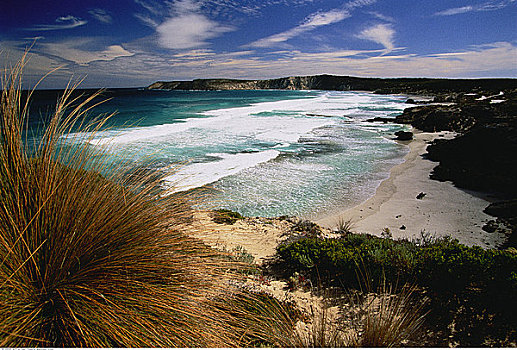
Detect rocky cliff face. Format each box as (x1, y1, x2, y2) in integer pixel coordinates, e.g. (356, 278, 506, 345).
(147, 75, 345, 91)
(147, 75, 517, 95)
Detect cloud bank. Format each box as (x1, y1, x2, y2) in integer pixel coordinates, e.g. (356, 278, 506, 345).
(249, 9, 350, 48)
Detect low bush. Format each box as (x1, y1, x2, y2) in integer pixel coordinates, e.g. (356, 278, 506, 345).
(276, 234, 418, 289)
(276, 234, 517, 345)
(291, 219, 323, 237)
(212, 208, 244, 225)
(276, 234, 517, 301)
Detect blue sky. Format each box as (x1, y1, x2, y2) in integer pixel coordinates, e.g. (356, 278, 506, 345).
(1, 0, 516, 88)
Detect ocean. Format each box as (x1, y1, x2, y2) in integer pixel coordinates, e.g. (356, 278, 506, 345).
(28, 88, 411, 220)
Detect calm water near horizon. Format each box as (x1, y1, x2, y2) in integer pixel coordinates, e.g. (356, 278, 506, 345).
(28, 88, 411, 220)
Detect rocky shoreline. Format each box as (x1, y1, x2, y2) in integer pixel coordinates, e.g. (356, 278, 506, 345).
(391, 89, 517, 248)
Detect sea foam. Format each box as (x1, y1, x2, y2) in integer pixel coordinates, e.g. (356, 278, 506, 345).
(165, 150, 280, 192)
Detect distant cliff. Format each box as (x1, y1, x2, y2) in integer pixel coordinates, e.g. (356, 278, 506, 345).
(147, 74, 517, 95)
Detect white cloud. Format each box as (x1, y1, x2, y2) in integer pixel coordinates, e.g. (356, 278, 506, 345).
(134, 13, 159, 28)
(38, 40, 134, 65)
(357, 23, 395, 52)
(249, 9, 350, 48)
(157, 13, 234, 49)
(88, 9, 113, 24)
(435, 0, 516, 16)
(435, 5, 475, 16)
(135, 0, 235, 50)
(134, 0, 165, 16)
(368, 11, 395, 22)
(344, 0, 377, 10)
(172, 49, 215, 58)
(26, 16, 88, 31)
(247, 0, 377, 48)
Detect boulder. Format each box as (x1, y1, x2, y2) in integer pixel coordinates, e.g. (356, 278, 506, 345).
(416, 192, 426, 200)
(482, 220, 498, 233)
(395, 131, 413, 141)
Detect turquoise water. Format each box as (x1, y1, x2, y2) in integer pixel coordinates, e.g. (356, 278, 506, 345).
(29, 89, 411, 219)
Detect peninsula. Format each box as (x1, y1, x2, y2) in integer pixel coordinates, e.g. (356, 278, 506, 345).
(147, 74, 517, 95)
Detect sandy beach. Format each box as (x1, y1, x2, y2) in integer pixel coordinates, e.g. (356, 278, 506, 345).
(316, 130, 507, 249)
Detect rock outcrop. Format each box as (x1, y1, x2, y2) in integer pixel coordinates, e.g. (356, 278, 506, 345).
(394, 131, 413, 141)
(394, 90, 517, 198)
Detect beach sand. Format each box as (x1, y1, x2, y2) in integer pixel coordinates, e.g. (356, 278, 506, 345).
(316, 130, 507, 249)
(188, 211, 294, 264)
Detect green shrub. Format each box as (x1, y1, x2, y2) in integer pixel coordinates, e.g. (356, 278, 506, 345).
(276, 234, 419, 289)
(416, 238, 489, 292)
(275, 234, 517, 300)
(212, 208, 244, 224)
(291, 219, 323, 237)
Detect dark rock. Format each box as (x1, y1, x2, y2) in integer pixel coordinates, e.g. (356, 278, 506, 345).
(416, 192, 426, 199)
(394, 105, 478, 133)
(400, 225, 406, 230)
(406, 98, 415, 104)
(426, 125, 517, 196)
(367, 117, 395, 123)
(395, 131, 413, 141)
(484, 200, 517, 220)
(484, 201, 517, 249)
(482, 220, 498, 233)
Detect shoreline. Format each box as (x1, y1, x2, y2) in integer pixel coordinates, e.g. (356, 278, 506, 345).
(315, 129, 507, 249)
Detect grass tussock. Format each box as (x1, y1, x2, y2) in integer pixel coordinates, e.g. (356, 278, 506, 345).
(301, 305, 350, 347)
(0, 54, 245, 347)
(335, 216, 355, 237)
(359, 284, 428, 347)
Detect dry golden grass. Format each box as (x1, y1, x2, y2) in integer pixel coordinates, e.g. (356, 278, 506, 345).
(357, 284, 428, 347)
(0, 54, 251, 347)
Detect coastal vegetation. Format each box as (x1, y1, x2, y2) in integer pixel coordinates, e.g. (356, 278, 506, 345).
(274, 233, 517, 346)
(212, 208, 244, 225)
(0, 55, 239, 347)
(275, 234, 517, 296)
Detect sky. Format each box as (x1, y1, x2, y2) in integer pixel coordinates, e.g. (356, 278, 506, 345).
(1, 0, 516, 88)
